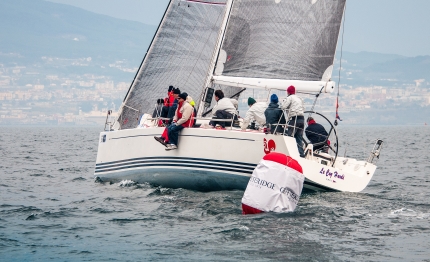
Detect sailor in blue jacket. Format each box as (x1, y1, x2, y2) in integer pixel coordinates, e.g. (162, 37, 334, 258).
(264, 94, 286, 134)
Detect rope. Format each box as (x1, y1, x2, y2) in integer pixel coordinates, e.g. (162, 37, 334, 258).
(308, 86, 324, 119)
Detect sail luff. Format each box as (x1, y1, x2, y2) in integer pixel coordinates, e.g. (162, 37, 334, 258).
(196, 0, 234, 117)
(120, 0, 173, 110)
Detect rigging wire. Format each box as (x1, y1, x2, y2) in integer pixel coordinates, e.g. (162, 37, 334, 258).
(308, 87, 324, 118)
(335, 0, 347, 126)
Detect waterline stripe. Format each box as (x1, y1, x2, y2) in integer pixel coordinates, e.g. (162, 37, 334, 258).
(96, 156, 257, 168)
(96, 159, 255, 172)
(94, 163, 253, 175)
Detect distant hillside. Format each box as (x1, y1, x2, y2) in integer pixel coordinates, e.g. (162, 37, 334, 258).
(335, 51, 430, 86)
(0, 0, 156, 63)
(339, 51, 405, 67)
(0, 0, 428, 87)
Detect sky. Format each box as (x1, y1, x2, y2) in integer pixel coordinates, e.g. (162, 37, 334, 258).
(45, 0, 430, 57)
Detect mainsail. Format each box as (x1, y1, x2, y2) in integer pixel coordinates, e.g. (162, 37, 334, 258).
(212, 0, 346, 92)
(118, 0, 228, 129)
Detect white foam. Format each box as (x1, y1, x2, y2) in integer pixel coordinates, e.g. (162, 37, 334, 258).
(239, 226, 250, 231)
(118, 179, 137, 187)
(387, 208, 430, 221)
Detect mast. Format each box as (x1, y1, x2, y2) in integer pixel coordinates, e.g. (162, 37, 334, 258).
(196, 0, 234, 117)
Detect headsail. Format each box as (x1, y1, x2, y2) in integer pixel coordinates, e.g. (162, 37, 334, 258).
(213, 0, 346, 93)
(118, 0, 228, 129)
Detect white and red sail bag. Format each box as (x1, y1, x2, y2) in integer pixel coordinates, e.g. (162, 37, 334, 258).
(242, 152, 304, 214)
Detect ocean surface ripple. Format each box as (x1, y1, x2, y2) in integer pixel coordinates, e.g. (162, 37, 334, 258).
(0, 126, 429, 261)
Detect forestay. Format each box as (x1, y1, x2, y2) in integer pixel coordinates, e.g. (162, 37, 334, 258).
(213, 0, 346, 93)
(118, 0, 228, 130)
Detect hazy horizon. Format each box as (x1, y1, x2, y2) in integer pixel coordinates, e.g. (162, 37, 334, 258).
(44, 0, 430, 57)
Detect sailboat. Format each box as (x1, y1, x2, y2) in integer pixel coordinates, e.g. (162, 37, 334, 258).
(95, 0, 383, 192)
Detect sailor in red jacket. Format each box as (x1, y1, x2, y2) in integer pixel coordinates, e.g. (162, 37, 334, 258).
(154, 88, 180, 146)
(160, 85, 176, 120)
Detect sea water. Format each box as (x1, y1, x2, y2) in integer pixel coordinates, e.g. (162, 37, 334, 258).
(0, 126, 429, 261)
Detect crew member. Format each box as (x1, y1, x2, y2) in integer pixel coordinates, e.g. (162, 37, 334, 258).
(154, 88, 181, 146)
(166, 88, 181, 123)
(186, 95, 197, 127)
(209, 90, 237, 129)
(241, 97, 267, 131)
(160, 85, 175, 120)
(264, 94, 286, 134)
(305, 117, 329, 153)
(165, 92, 194, 150)
(281, 86, 305, 157)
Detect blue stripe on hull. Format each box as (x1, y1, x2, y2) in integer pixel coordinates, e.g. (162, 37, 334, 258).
(95, 168, 250, 192)
(96, 156, 257, 168)
(95, 163, 254, 175)
(94, 166, 334, 192)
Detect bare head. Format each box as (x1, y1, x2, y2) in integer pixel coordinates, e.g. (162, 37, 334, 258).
(214, 90, 224, 101)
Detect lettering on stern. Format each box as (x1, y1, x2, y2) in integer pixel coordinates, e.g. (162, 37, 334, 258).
(319, 167, 345, 183)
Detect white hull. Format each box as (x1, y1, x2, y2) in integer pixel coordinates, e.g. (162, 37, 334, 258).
(95, 127, 376, 192)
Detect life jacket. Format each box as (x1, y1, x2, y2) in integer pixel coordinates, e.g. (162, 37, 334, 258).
(176, 101, 194, 128)
(164, 91, 175, 107)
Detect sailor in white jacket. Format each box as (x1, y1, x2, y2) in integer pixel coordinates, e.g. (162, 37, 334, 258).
(240, 97, 267, 130)
(209, 90, 238, 129)
(280, 85, 305, 157)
